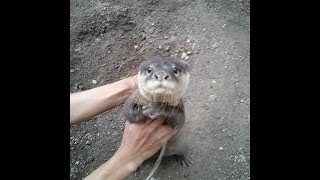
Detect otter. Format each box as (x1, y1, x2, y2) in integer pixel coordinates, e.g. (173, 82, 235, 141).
(123, 56, 192, 180)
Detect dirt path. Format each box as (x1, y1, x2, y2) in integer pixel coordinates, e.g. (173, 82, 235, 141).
(70, 0, 250, 179)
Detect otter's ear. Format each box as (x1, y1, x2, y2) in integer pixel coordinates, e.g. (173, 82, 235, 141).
(179, 59, 190, 71)
(139, 59, 149, 71)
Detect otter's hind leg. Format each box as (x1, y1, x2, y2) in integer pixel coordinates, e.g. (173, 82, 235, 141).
(175, 153, 193, 167)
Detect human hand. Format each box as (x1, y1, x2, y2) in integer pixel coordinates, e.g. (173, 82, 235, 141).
(117, 117, 177, 171)
(84, 117, 176, 180)
(126, 75, 138, 92)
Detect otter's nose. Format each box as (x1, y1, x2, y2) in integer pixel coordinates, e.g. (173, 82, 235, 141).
(154, 72, 170, 81)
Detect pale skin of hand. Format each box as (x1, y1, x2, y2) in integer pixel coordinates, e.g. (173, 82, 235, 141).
(70, 75, 176, 180)
(84, 118, 177, 180)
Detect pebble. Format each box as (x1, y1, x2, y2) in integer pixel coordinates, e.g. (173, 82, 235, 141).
(148, 26, 155, 34)
(219, 147, 223, 151)
(240, 99, 244, 103)
(78, 84, 84, 90)
(165, 46, 170, 51)
(185, 55, 189, 60)
(76, 161, 80, 165)
(186, 50, 192, 55)
(164, 36, 168, 39)
(70, 69, 75, 73)
(85, 141, 91, 145)
(92, 80, 97, 84)
(134, 45, 138, 50)
(209, 94, 216, 101)
(181, 52, 187, 59)
(103, 7, 107, 10)
(212, 80, 216, 83)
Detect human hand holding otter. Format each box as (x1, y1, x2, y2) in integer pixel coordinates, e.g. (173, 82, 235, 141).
(70, 75, 176, 180)
(85, 118, 177, 180)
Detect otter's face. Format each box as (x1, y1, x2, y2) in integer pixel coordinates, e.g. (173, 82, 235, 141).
(138, 57, 190, 104)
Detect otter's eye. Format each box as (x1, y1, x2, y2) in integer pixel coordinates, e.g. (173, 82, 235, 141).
(173, 67, 179, 75)
(146, 67, 153, 74)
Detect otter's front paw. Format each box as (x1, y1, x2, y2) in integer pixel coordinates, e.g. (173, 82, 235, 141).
(142, 104, 161, 119)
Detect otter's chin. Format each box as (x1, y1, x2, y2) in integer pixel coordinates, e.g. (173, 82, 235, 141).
(153, 87, 168, 94)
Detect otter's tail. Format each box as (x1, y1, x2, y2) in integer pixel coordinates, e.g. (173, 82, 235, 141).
(146, 143, 167, 180)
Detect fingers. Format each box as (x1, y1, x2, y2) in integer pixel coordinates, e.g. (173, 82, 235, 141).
(143, 117, 165, 133)
(157, 126, 177, 144)
(145, 118, 153, 125)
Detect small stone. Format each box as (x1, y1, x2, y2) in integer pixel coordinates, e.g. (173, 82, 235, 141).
(70, 69, 75, 73)
(219, 147, 223, 151)
(186, 50, 192, 55)
(181, 52, 187, 59)
(209, 94, 216, 101)
(108, 50, 111, 54)
(141, 33, 146, 40)
(240, 99, 244, 103)
(186, 39, 191, 43)
(212, 43, 218, 48)
(85, 141, 91, 145)
(75, 161, 80, 165)
(222, 24, 226, 28)
(92, 80, 97, 84)
(78, 85, 84, 90)
(165, 46, 170, 51)
(158, 45, 163, 49)
(212, 80, 216, 83)
(107, 131, 110, 135)
(151, 23, 155, 26)
(112, 126, 115, 129)
(164, 36, 168, 39)
(185, 55, 189, 60)
(103, 7, 107, 10)
(134, 45, 138, 50)
(148, 27, 155, 34)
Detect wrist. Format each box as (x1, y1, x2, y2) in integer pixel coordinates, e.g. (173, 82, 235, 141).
(125, 75, 138, 92)
(114, 145, 142, 173)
